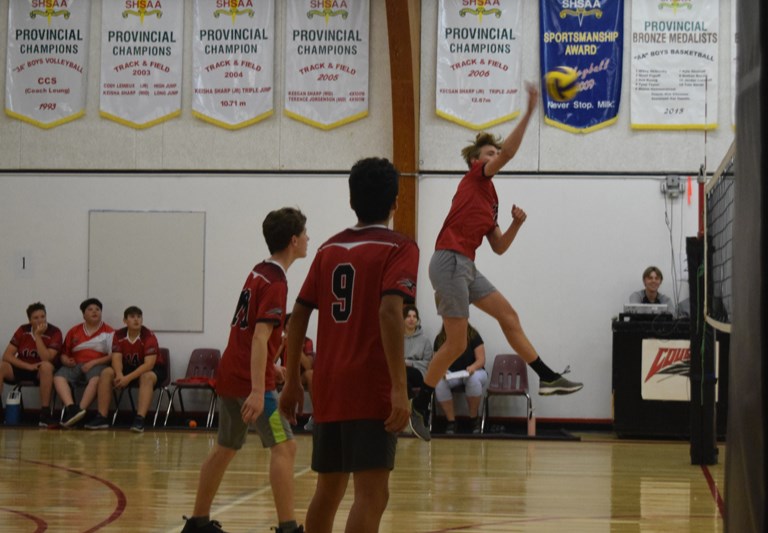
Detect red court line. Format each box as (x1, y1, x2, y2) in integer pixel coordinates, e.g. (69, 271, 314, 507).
(21, 458, 127, 532)
(0, 507, 47, 532)
(701, 464, 726, 519)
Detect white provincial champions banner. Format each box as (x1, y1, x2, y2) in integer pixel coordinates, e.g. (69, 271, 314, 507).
(284, 0, 369, 130)
(5, 0, 90, 129)
(631, 0, 719, 130)
(192, 0, 275, 129)
(436, 0, 523, 130)
(100, 0, 183, 128)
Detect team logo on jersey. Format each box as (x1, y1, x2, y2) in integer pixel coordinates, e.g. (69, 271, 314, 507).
(266, 307, 284, 318)
(398, 278, 416, 291)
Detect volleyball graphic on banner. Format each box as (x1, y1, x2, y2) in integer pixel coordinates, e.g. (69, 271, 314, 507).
(544, 66, 580, 102)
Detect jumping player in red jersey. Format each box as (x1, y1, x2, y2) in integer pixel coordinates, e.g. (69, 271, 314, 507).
(280, 157, 418, 533)
(182, 207, 308, 533)
(0, 302, 63, 427)
(410, 83, 583, 441)
(87, 306, 163, 432)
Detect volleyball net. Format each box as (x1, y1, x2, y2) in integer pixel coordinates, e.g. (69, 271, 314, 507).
(704, 140, 736, 333)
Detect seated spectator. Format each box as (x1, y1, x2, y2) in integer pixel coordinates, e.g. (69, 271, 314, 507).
(403, 304, 433, 398)
(274, 313, 315, 430)
(433, 323, 488, 435)
(53, 298, 115, 428)
(0, 302, 63, 427)
(87, 306, 163, 432)
(629, 266, 675, 314)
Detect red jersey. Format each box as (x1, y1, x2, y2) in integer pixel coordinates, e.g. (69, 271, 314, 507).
(9, 324, 63, 364)
(435, 161, 499, 261)
(217, 260, 287, 398)
(111, 326, 160, 367)
(297, 226, 418, 422)
(62, 322, 115, 363)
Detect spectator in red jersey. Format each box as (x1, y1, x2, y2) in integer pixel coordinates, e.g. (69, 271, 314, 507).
(86, 306, 163, 432)
(279, 157, 418, 533)
(0, 302, 63, 427)
(54, 298, 115, 428)
(182, 207, 308, 533)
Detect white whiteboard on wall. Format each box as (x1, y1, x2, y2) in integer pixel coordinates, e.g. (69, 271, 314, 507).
(88, 210, 205, 332)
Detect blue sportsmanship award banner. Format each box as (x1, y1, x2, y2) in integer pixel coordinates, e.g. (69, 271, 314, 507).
(539, 0, 623, 133)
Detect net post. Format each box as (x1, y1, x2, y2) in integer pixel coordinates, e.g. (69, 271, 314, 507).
(686, 236, 718, 465)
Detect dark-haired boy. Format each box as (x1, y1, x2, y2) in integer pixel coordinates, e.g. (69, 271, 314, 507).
(410, 83, 582, 441)
(182, 207, 308, 533)
(280, 157, 418, 533)
(54, 298, 115, 428)
(87, 306, 163, 432)
(0, 302, 63, 427)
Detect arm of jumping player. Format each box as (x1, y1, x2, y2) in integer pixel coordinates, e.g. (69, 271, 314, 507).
(486, 204, 527, 255)
(278, 302, 312, 425)
(380, 294, 410, 433)
(484, 83, 539, 178)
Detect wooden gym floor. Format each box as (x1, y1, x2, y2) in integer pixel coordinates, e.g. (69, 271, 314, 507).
(0, 427, 724, 532)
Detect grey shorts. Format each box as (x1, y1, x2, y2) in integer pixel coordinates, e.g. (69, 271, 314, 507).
(55, 363, 108, 384)
(429, 249, 497, 318)
(217, 390, 294, 451)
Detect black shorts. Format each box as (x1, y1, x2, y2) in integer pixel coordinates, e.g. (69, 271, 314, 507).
(123, 364, 166, 386)
(11, 367, 40, 383)
(312, 419, 397, 473)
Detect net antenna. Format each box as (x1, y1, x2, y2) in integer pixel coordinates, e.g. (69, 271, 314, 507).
(703, 140, 736, 334)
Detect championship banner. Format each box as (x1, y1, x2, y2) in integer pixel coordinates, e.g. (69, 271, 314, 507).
(100, 0, 184, 129)
(192, 0, 275, 130)
(284, 0, 369, 130)
(5, 0, 90, 129)
(539, 0, 623, 133)
(630, 0, 719, 130)
(436, 0, 523, 130)
(640, 339, 719, 401)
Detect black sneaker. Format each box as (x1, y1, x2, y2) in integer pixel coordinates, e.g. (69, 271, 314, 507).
(181, 516, 227, 533)
(130, 416, 145, 433)
(539, 367, 584, 396)
(85, 414, 110, 430)
(444, 421, 456, 435)
(471, 417, 482, 434)
(408, 400, 431, 442)
(61, 405, 87, 428)
(272, 526, 305, 533)
(39, 411, 58, 428)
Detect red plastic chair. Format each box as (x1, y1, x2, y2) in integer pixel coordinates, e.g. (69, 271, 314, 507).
(111, 347, 172, 428)
(164, 348, 220, 428)
(481, 354, 535, 436)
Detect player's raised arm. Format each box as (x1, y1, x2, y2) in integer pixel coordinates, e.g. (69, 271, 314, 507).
(484, 82, 539, 178)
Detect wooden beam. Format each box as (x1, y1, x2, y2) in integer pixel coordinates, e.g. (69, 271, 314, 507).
(385, 0, 420, 240)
